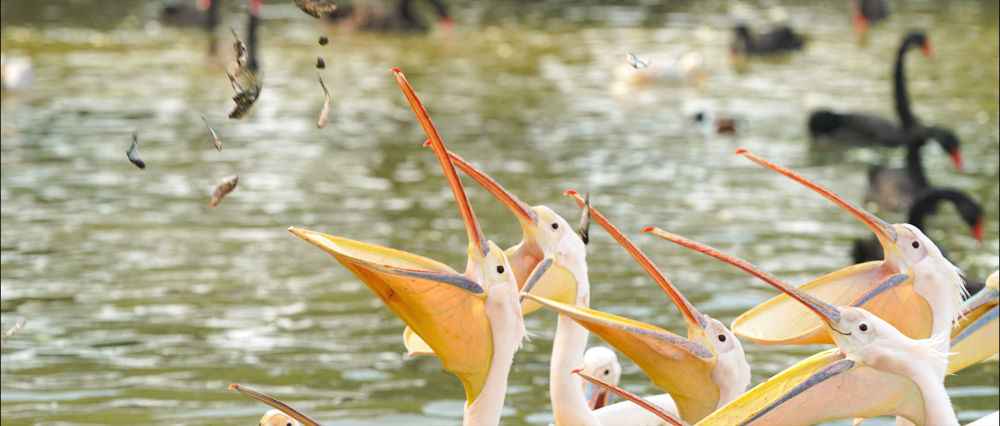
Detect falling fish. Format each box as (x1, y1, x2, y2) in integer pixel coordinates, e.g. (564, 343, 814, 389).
(294, 0, 338, 19)
(318, 35, 329, 46)
(316, 73, 332, 129)
(227, 29, 261, 119)
(201, 114, 223, 151)
(316, 57, 326, 69)
(209, 175, 239, 207)
(626, 52, 650, 69)
(126, 132, 146, 169)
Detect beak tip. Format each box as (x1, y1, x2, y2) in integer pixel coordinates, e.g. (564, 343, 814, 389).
(228, 383, 239, 391)
(571, 368, 583, 375)
(641, 226, 655, 233)
(391, 67, 402, 74)
(564, 189, 578, 197)
(735, 147, 749, 155)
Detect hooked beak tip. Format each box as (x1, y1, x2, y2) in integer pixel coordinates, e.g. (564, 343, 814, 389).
(228, 383, 240, 391)
(641, 226, 655, 233)
(422, 139, 431, 147)
(564, 189, 578, 197)
(734, 147, 749, 155)
(391, 67, 402, 74)
(571, 367, 583, 375)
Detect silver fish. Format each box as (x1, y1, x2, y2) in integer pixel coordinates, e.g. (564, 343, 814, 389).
(126, 131, 146, 169)
(201, 114, 223, 151)
(317, 73, 332, 129)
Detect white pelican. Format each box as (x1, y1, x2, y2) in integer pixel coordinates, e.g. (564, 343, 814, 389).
(581, 346, 681, 426)
(731, 149, 966, 353)
(525, 191, 751, 423)
(574, 369, 687, 426)
(949, 271, 999, 372)
(402, 143, 591, 357)
(698, 254, 963, 425)
(230, 384, 317, 426)
(287, 67, 541, 425)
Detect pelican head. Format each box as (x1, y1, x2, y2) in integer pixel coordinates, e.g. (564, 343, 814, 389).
(703, 315, 751, 405)
(260, 409, 302, 426)
(581, 346, 622, 409)
(731, 149, 965, 345)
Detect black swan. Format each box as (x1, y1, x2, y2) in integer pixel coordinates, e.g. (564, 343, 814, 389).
(731, 24, 805, 56)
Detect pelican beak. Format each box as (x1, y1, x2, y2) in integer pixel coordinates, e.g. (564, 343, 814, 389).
(702, 349, 926, 424)
(394, 68, 488, 259)
(642, 226, 847, 335)
(523, 293, 720, 422)
(425, 140, 538, 227)
(288, 227, 494, 403)
(737, 149, 900, 261)
(949, 275, 999, 373)
(585, 380, 612, 410)
(574, 369, 687, 426)
(566, 190, 706, 331)
(229, 384, 322, 426)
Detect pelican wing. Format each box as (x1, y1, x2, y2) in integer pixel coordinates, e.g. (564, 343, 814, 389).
(948, 285, 999, 373)
(525, 294, 720, 423)
(732, 264, 930, 345)
(289, 228, 493, 403)
(698, 349, 925, 425)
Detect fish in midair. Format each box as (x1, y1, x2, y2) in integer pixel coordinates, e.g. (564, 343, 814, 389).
(200, 114, 223, 151)
(316, 57, 326, 69)
(294, 0, 338, 19)
(209, 175, 239, 207)
(226, 29, 261, 119)
(316, 73, 331, 129)
(126, 132, 146, 169)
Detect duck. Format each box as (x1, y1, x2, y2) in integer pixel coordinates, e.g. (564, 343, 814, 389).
(808, 31, 933, 145)
(731, 24, 805, 56)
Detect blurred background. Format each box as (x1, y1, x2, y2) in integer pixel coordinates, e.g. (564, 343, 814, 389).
(1, 0, 997, 424)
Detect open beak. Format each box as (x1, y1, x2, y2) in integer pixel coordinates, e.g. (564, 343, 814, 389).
(702, 349, 926, 424)
(643, 227, 846, 335)
(229, 384, 321, 426)
(586, 382, 611, 410)
(288, 226, 495, 403)
(523, 293, 720, 423)
(425, 140, 537, 226)
(737, 149, 898, 257)
(394, 68, 488, 258)
(565, 189, 706, 331)
(574, 369, 687, 426)
(949, 276, 999, 373)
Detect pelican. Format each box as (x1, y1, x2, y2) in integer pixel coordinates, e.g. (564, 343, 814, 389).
(574, 369, 687, 426)
(230, 383, 318, 426)
(402, 142, 591, 357)
(694, 250, 962, 425)
(524, 190, 751, 423)
(287, 68, 541, 425)
(579, 346, 681, 425)
(731, 149, 966, 351)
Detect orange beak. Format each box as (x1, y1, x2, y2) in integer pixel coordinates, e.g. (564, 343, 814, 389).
(922, 41, 934, 57)
(949, 150, 963, 172)
(393, 68, 488, 258)
(565, 189, 705, 330)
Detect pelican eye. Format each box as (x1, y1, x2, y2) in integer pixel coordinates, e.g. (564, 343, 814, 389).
(287, 423, 292, 426)
(551, 222, 559, 230)
(496, 265, 505, 274)
(718, 334, 727, 342)
(911, 241, 920, 249)
(859, 323, 868, 332)
(603, 369, 610, 375)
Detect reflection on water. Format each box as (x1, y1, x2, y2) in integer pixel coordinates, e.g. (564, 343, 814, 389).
(2, 1, 998, 425)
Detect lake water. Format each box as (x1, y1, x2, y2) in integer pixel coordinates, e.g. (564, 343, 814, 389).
(2, 1, 998, 424)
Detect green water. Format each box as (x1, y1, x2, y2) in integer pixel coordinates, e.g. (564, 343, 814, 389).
(2, 1, 998, 425)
